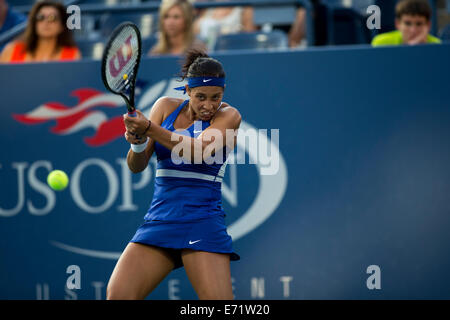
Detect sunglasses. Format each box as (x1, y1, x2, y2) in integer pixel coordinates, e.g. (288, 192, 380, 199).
(35, 13, 60, 23)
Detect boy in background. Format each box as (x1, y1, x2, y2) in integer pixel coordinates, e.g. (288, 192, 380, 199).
(372, 0, 441, 46)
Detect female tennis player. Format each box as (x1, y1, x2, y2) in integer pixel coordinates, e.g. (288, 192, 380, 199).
(106, 49, 241, 300)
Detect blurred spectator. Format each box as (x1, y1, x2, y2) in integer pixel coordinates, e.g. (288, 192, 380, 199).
(0, 0, 27, 51)
(193, 2, 256, 49)
(0, 0, 80, 63)
(150, 0, 206, 56)
(372, 0, 441, 46)
(288, 7, 306, 48)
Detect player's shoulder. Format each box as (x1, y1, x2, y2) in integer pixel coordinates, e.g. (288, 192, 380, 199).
(156, 96, 185, 113)
(154, 96, 184, 107)
(149, 96, 184, 123)
(213, 102, 242, 126)
(218, 103, 240, 118)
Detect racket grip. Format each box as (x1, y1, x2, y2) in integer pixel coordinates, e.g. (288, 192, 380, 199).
(127, 110, 139, 138)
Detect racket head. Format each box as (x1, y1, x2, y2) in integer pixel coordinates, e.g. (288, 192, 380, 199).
(101, 22, 142, 114)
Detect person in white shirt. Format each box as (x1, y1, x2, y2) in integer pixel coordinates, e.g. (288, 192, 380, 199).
(193, 4, 255, 49)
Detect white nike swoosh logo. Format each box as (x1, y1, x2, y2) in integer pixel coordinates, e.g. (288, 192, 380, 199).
(189, 240, 201, 245)
(203, 79, 212, 83)
(193, 130, 202, 133)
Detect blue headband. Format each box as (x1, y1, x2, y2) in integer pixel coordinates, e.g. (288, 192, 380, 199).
(174, 77, 225, 94)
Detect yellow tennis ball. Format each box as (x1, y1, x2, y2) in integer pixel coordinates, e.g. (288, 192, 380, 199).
(123, 73, 128, 80)
(47, 170, 69, 191)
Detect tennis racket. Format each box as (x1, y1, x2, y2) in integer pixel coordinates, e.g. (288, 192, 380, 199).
(101, 22, 142, 117)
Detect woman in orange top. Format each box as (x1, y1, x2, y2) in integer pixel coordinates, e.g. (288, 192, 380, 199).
(0, 0, 80, 63)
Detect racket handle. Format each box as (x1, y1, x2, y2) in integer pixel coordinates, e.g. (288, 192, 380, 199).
(127, 110, 139, 137)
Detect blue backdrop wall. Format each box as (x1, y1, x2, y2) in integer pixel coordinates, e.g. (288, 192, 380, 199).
(1, 44, 450, 299)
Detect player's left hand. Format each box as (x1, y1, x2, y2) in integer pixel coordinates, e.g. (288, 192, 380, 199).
(124, 129, 147, 144)
(123, 109, 149, 136)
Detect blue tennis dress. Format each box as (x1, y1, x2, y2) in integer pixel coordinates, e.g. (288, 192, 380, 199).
(130, 99, 240, 269)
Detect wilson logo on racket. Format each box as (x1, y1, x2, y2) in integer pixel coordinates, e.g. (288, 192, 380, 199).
(108, 35, 133, 77)
(102, 22, 142, 115)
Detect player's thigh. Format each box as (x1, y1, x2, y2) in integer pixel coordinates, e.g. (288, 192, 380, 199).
(107, 242, 175, 300)
(181, 249, 233, 300)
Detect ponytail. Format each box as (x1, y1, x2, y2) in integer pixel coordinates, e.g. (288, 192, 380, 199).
(180, 48, 225, 80)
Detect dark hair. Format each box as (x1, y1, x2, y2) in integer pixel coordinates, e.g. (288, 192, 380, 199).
(23, 0, 76, 55)
(395, 0, 431, 21)
(181, 48, 225, 80)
